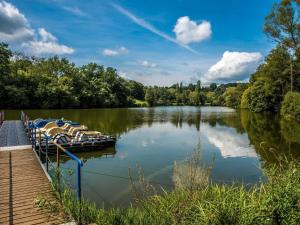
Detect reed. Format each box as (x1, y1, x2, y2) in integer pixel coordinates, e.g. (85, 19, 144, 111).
(36, 156, 300, 225)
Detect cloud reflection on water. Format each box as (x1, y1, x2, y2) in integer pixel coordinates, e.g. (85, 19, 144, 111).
(201, 123, 257, 158)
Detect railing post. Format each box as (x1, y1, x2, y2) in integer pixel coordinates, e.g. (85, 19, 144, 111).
(34, 126, 37, 151)
(56, 146, 60, 168)
(46, 136, 49, 172)
(39, 131, 41, 159)
(31, 127, 34, 148)
(77, 162, 82, 199)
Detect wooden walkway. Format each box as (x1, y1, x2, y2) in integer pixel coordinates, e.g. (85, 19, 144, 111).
(0, 121, 67, 225)
(0, 121, 30, 147)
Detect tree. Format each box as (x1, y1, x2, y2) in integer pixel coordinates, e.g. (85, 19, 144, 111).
(223, 85, 247, 109)
(145, 88, 156, 106)
(209, 83, 217, 91)
(196, 80, 201, 93)
(247, 46, 291, 112)
(0, 43, 12, 108)
(189, 91, 200, 105)
(128, 80, 145, 100)
(240, 87, 251, 109)
(264, 0, 300, 51)
(264, 0, 300, 92)
(206, 91, 218, 106)
(280, 91, 300, 121)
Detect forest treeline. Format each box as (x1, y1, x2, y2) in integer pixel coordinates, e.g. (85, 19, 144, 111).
(0, 42, 248, 109)
(0, 41, 299, 120)
(0, 0, 300, 121)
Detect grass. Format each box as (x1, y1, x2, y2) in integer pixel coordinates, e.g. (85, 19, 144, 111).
(280, 91, 300, 122)
(132, 99, 149, 107)
(36, 153, 300, 225)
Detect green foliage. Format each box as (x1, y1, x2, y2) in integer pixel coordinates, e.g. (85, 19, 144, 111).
(209, 82, 217, 91)
(0, 43, 12, 108)
(41, 161, 300, 225)
(240, 86, 251, 109)
(188, 91, 200, 105)
(144, 82, 207, 107)
(205, 91, 216, 105)
(246, 46, 293, 112)
(280, 91, 300, 121)
(0, 47, 138, 108)
(246, 0, 300, 114)
(222, 85, 247, 109)
(132, 99, 149, 107)
(127, 80, 145, 100)
(264, 0, 300, 51)
(1, 43, 254, 109)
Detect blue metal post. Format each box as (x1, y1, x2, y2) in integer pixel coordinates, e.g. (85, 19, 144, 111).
(46, 136, 49, 172)
(34, 127, 37, 150)
(77, 163, 82, 199)
(63, 149, 83, 200)
(31, 127, 34, 148)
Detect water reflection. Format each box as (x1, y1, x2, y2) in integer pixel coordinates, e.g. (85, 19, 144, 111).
(201, 123, 256, 158)
(4, 107, 300, 206)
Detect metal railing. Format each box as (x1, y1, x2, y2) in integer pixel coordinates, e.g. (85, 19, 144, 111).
(21, 111, 83, 200)
(0, 111, 4, 126)
(51, 138, 83, 199)
(20, 111, 29, 127)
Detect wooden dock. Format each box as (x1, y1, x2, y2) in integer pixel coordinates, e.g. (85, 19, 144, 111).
(0, 121, 66, 224)
(0, 121, 30, 147)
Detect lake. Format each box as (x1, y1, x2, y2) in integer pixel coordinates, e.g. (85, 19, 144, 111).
(4, 106, 300, 207)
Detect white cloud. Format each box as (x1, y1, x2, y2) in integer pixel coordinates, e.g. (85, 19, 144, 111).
(63, 6, 86, 16)
(118, 71, 131, 80)
(203, 51, 262, 82)
(111, 3, 201, 55)
(38, 28, 57, 42)
(102, 46, 129, 56)
(140, 60, 157, 68)
(0, 2, 74, 55)
(23, 41, 74, 55)
(22, 28, 74, 55)
(102, 49, 118, 56)
(173, 16, 212, 44)
(0, 1, 34, 42)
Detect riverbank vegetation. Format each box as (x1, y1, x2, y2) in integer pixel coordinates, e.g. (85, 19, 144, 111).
(37, 156, 300, 225)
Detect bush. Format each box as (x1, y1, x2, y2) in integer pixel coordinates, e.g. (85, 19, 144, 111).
(131, 98, 149, 107)
(39, 160, 300, 225)
(240, 87, 251, 109)
(280, 92, 300, 122)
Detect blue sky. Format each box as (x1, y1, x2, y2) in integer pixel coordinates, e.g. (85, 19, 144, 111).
(1, 0, 276, 85)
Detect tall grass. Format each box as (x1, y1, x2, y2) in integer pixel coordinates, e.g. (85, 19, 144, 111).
(36, 155, 300, 225)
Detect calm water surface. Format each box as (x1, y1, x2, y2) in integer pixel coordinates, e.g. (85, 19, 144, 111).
(4, 106, 300, 207)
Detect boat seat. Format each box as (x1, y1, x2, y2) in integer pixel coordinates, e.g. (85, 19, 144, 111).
(67, 126, 88, 136)
(53, 133, 71, 144)
(61, 123, 79, 131)
(45, 127, 64, 137)
(72, 131, 102, 142)
(37, 121, 58, 133)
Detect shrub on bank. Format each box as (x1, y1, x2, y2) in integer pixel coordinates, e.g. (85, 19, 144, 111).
(240, 87, 251, 109)
(132, 98, 149, 107)
(37, 160, 300, 225)
(280, 92, 300, 122)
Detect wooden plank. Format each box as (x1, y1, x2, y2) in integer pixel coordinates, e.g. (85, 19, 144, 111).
(0, 148, 66, 224)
